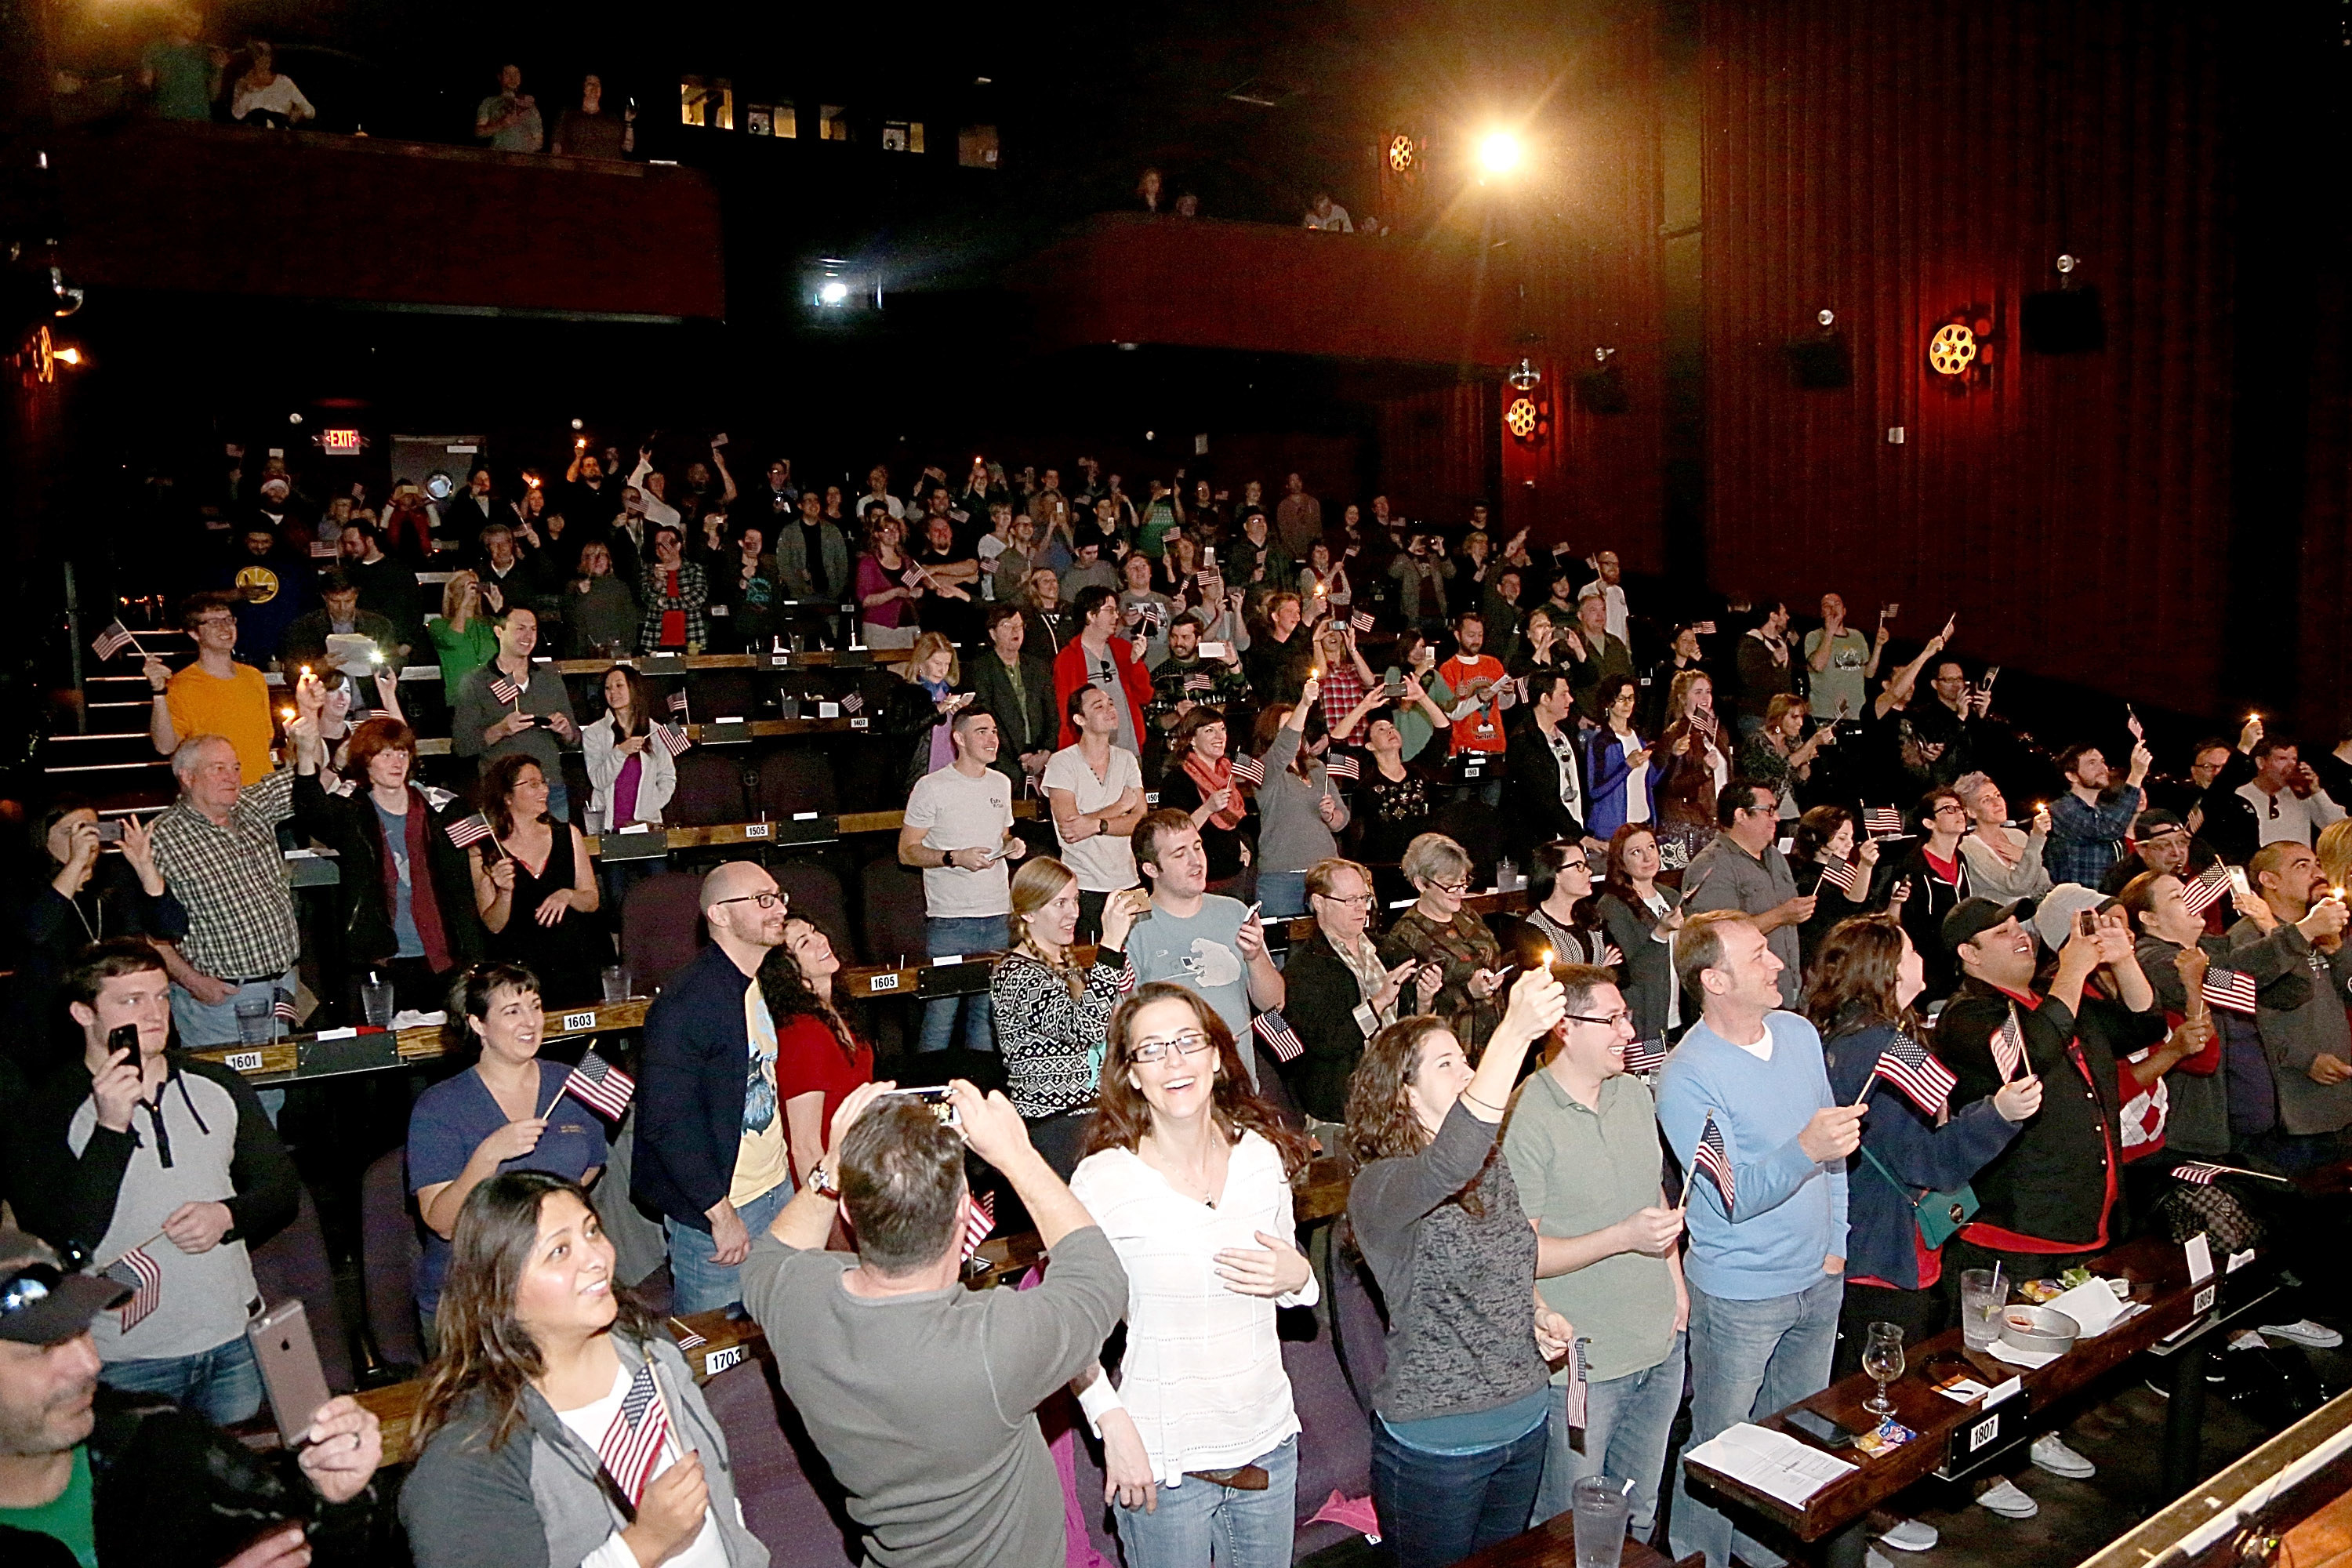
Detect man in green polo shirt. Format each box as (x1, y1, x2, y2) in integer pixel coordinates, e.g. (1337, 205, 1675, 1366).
(1502, 964, 1688, 1541)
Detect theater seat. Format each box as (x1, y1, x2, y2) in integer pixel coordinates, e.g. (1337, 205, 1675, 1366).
(358, 1145, 423, 1371)
(755, 748, 839, 820)
(858, 855, 929, 969)
(248, 1182, 355, 1393)
(1428, 798, 1504, 887)
(770, 862, 852, 956)
(668, 750, 751, 827)
(622, 871, 709, 991)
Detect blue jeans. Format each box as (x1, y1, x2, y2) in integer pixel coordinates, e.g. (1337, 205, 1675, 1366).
(1535, 1331, 1687, 1538)
(170, 969, 296, 1047)
(919, 914, 1009, 1052)
(665, 1180, 791, 1314)
(1671, 1276, 1843, 1568)
(1256, 870, 1308, 921)
(1370, 1417, 1547, 1568)
(1112, 1434, 1297, 1568)
(100, 1330, 263, 1425)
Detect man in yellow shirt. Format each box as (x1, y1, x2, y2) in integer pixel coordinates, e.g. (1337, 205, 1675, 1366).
(144, 593, 274, 784)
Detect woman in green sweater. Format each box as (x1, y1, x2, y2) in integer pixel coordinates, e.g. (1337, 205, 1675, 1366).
(430, 571, 499, 697)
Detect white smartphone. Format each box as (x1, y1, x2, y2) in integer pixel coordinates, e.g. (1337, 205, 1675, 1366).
(248, 1299, 334, 1448)
(1200, 641, 1231, 660)
(2227, 865, 2255, 900)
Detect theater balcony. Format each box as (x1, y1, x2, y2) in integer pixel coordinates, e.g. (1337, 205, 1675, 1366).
(23, 121, 724, 321)
(1007, 212, 1519, 372)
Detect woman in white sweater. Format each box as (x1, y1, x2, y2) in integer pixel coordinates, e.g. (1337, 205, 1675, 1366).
(581, 666, 676, 833)
(1070, 982, 1317, 1568)
(1954, 770, 2053, 901)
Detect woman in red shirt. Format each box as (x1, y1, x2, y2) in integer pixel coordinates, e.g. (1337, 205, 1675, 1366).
(755, 916, 875, 1189)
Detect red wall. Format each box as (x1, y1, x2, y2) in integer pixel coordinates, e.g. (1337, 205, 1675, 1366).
(42, 123, 725, 320)
(1697, 0, 2234, 711)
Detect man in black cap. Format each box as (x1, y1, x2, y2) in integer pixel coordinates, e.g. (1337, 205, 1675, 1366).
(2096, 807, 2203, 896)
(0, 1229, 384, 1568)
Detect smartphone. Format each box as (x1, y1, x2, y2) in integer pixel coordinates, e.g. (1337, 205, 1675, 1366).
(1200, 641, 1231, 660)
(248, 1299, 334, 1448)
(2077, 908, 2098, 938)
(95, 819, 126, 844)
(1786, 1406, 1857, 1449)
(107, 1023, 138, 1067)
(880, 1085, 960, 1126)
(710, 432, 729, 448)
(1384, 676, 1406, 699)
(1203, 546, 1214, 564)
(2227, 865, 2255, 901)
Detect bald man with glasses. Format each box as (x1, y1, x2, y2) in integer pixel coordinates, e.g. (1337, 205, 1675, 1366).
(633, 861, 797, 1312)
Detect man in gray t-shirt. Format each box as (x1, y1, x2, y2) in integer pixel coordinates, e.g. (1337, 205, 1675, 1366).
(1681, 780, 1811, 1005)
(1125, 810, 1285, 1079)
(744, 1081, 1125, 1568)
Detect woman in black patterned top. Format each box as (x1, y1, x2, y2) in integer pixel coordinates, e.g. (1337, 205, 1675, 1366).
(1357, 706, 1443, 867)
(1507, 840, 1616, 972)
(989, 856, 1143, 1177)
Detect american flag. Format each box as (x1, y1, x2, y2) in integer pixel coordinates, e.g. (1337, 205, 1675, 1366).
(1690, 707, 1719, 739)
(653, 722, 692, 757)
(488, 673, 524, 706)
(2169, 1160, 2291, 1187)
(273, 990, 297, 1024)
(1254, 1009, 1305, 1063)
(667, 1318, 706, 1351)
(563, 1049, 637, 1120)
(669, 688, 690, 716)
(1231, 753, 1265, 787)
(1863, 807, 1904, 838)
(107, 1245, 162, 1332)
(1566, 1336, 1590, 1428)
(91, 619, 139, 661)
(1621, 1038, 1668, 1074)
(1990, 1006, 2027, 1082)
(1132, 601, 1167, 635)
(445, 812, 495, 849)
(1868, 1030, 1958, 1117)
(597, 1362, 674, 1508)
(962, 1191, 996, 1261)
(1690, 1112, 1735, 1212)
(2203, 965, 2259, 1015)
(841, 690, 864, 714)
(1350, 610, 1376, 634)
(2180, 864, 2232, 918)
(1184, 673, 1214, 693)
(1325, 753, 1360, 782)
(1819, 857, 1864, 898)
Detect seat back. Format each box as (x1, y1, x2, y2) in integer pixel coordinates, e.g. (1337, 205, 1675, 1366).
(771, 861, 853, 956)
(1427, 798, 1504, 887)
(358, 1145, 424, 1370)
(755, 747, 839, 820)
(668, 750, 751, 826)
(858, 854, 930, 968)
(622, 871, 710, 990)
(248, 1183, 355, 1392)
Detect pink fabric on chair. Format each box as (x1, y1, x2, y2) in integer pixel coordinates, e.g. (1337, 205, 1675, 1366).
(1017, 1264, 1116, 1568)
(1308, 1489, 1383, 1542)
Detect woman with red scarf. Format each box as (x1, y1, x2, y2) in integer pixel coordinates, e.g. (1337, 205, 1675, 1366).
(1158, 706, 1254, 895)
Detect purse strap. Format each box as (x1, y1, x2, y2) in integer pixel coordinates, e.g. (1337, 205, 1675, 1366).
(1857, 1140, 1933, 1216)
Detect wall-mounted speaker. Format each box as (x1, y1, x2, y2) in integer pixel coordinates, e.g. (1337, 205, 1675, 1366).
(2023, 287, 2104, 354)
(1574, 363, 1629, 414)
(1783, 333, 1851, 390)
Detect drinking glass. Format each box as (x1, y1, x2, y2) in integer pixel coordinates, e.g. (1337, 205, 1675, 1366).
(1570, 1476, 1633, 1568)
(360, 975, 396, 1027)
(1958, 1269, 2003, 1351)
(1860, 1322, 1906, 1419)
(235, 997, 274, 1046)
(601, 964, 632, 1004)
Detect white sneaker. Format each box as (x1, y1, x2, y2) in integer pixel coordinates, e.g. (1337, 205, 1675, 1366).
(1875, 1518, 1939, 1552)
(1867, 1551, 1896, 1568)
(2260, 1319, 2345, 1349)
(2030, 1433, 2096, 1479)
(1977, 1478, 2038, 1519)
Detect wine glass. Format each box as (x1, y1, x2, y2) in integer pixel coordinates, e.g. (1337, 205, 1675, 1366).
(1860, 1322, 1906, 1420)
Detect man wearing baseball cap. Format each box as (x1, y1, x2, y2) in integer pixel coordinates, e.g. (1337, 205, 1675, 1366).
(0, 1230, 383, 1568)
(2096, 807, 2200, 897)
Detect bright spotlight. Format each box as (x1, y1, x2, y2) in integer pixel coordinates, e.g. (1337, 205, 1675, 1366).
(818, 280, 851, 307)
(1479, 131, 1523, 176)
(52, 347, 81, 365)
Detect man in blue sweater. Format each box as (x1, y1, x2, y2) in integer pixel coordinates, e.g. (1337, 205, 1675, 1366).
(1657, 911, 1865, 1568)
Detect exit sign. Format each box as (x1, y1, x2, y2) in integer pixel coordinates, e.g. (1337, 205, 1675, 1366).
(321, 429, 362, 455)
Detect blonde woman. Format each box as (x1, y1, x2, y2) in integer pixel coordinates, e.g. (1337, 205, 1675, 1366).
(991, 856, 1144, 1176)
(882, 630, 972, 793)
(430, 570, 498, 696)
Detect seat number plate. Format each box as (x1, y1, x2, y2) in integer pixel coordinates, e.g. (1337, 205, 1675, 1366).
(2194, 1283, 2216, 1315)
(1969, 1414, 1999, 1453)
(225, 1051, 264, 1072)
(869, 972, 901, 992)
(703, 1345, 748, 1376)
(562, 1011, 597, 1032)
(744, 823, 771, 838)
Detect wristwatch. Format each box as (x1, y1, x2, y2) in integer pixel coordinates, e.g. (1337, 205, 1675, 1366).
(808, 1160, 840, 1200)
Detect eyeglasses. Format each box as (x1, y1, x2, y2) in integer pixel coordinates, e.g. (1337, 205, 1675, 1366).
(713, 891, 786, 910)
(1556, 858, 1591, 873)
(1128, 1031, 1215, 1064)
(1933, 803, 1969, 818)
(1563, 1011, 1635, 1029)
(1429, 879, 1471, 895)
(1316, 891, 1374, 906)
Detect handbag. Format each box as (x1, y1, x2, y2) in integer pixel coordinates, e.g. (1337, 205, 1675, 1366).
(1860, 1143, 1979, 1250)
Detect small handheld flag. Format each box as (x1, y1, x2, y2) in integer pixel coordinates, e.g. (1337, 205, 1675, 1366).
(669, 688, 690, 716)
(107, 1245, 163, 1332)
(840, 690, 865, 715)
(652, 723, 692, 757)
(1254, 1010, 1305, 1063)
(488, 674, 523, 706)
(92, 619, 140, 662)
(2171, 1160, 2294, 1187)
(1231, 753, 1266, 787)
(2180, 864, 2232, 918)
(1863, 807, 1904, 838)
(1861, 1030, 1958, 1117)
(667, 1317, 706, 1351)
(445, 812, 495, 849)
(1621, 1038, 1668, 1074)
(1687, 1112, 1735, 1212)
(1990, 1006, 2027, 1082)
(963, 1191, 996, 1261)
(1324, 753, 1361, 782)
(563, 1049, 637, 1120)
(1350, 609, 1376, 634)
(2202, 966, 2259, 1015)
(273, 990, 297, 1025)
(1820, 857, 1864, 898)
(596, 1362, 674, 1508)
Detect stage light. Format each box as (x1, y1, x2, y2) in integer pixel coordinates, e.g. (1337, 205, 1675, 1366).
(818, 280, 850, 307)
(288, 412, 303, 424)
(1478, 132, 1523, 176)
(570, 417, 584, 430)
(52, 347, 80, 365)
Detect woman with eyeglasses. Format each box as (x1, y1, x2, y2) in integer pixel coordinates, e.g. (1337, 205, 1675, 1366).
(1279, 857, 1439, 1123)
(1345, 969, 1573, 1566)
(1874, 787, 1975, 1004)
(470, 753, 602, 1007)
(1381, 833, 1508, 1055)
(1509, 840, 1616, 971)
(882, 631, 972, 795)
(1071, 982, 1316, 1568)
(992, 858, 1142, 1176)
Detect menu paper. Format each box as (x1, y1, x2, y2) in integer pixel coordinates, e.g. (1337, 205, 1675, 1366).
(1686, 1423, 1857, 1506)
